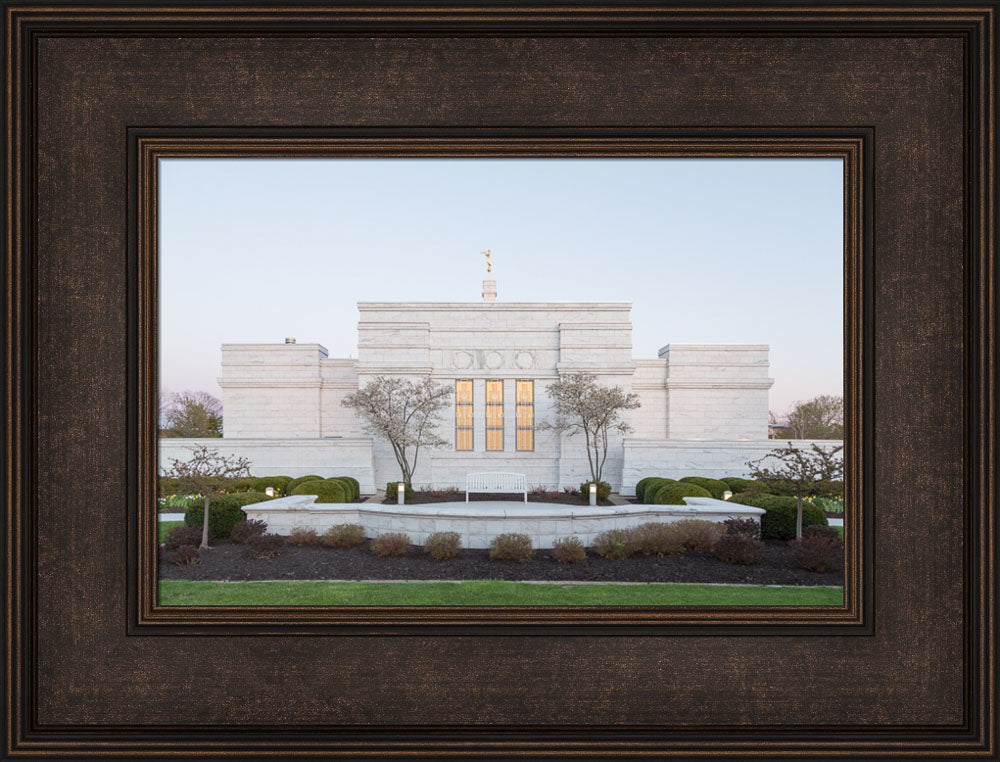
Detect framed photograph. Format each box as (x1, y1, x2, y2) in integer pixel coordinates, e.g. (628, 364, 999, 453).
(4, 3, 995, 759)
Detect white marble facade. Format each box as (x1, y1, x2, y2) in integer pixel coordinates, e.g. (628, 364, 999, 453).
(174, 293, 801, 495)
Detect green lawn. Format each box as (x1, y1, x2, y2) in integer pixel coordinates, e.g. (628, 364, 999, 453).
(158, 579, 843, 606)
(158, 521, 183, 542)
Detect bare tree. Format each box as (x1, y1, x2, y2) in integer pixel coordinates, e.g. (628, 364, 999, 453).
(160, 390, 223, 438)
(784, 394, 844, 440)
(747, 442, 844, 540)
(537, 373, 640, 483)
(341, 376, 452, 485)
(161, 445, 251, 548)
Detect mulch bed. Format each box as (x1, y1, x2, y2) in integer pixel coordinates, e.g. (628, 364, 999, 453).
(384, 491, 613, 506)
(160, 539, 843, 586)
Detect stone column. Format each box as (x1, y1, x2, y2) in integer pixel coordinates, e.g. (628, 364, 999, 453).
(482, 279, 497, 302)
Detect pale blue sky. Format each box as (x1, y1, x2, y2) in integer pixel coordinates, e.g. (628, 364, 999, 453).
(159, 158, 843, 417)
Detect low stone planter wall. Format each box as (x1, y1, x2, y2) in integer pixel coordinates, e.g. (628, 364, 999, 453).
(243, 495, 764, 550)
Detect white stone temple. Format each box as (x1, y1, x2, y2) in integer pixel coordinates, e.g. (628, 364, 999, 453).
(160, 275, 832, 496)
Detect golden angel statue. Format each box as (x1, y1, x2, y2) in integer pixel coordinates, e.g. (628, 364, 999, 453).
(483, 249, 492, 273)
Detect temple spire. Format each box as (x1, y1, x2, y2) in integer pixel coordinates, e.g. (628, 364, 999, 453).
(481, 249, 497, 302)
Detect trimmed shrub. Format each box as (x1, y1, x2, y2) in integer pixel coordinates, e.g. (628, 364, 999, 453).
(633, 477, 658, 502)
(252, 476, 292, 495)
(489, 533, 533, 562)
(166, 544, 200, 565)
(720, 476, 752, 493)
(163, 524, 207, 550)
(371, 532, 411, 557)
(631, 522, 685, 556)
(789, 534, 844, 572)
(641, 478, 675, 504)
(184, 491, 273, 539)
(385, 481, 414, 501)
(724, 517, 761, 539)
(803, 524, 842, 541)
(322, 523, 367, 549)
(757, 496, 828, 540)
(673, 519, 728, 552)
(246, 533, 284, 559)
(158, 477, 183, 496)
(679, 476, 730, 500)
(551, 536, 586, 564)
(230, 518, 268, 544)
(288, 526, 320, 547)
(653, 482, 712, 505)
(713, 534, 764, 565)
(592, 529, 638, 560)
(292, 479, 347, 504)
(424, 532, 462, 560)
(285, 474, 325, 494)
(579, 480, 612, 501)
(334, 476, 360, 501)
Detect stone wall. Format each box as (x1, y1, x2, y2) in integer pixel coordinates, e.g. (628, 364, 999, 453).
(621, 439, 843, 496)
(158, 437, 376, 494)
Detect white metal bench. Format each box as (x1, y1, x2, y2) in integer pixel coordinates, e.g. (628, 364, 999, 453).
(466, 472, 528, 502)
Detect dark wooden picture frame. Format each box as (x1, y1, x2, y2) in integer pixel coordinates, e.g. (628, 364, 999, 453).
(4, 3, 996, 758)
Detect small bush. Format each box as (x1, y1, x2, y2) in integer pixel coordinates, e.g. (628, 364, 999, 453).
(291, 479, 347, 503)
(166, 544, 200, 565)
(679, 476, 730, 500)
(322, 523, 367, 549)
(424, 532, 462, 560)
(246, 532, 285, 559)
(385, 481, 414, 501)
(803, 524, 842, 541)
(230, 518, 268, 544)
(551, 536, 586, 564)
(184, 491, 273, 539)
(489, 533, 533, 562)
(631, 522, 685, 556)
(757, 496, 828, 540)
(224, 477, 259, 493)
(252, 475, 292, 495)
(530, 485, 548, 497)
(673, 519, 728, 551)
(579, 480, 612, 501)
(713, 534, 764, 565)
(723, 517, 761, 539)
(653, 482, 712, 505)
(164, 524, 207, 549)
(371, 532, 411, 557)
(641, 478, 675, 504)
(288, 526, 320, 547)
(592, 529, 638, 560)
(563, 486, 580, 496)
(789, 534, 844, 572)
(719, 476, 753, 493)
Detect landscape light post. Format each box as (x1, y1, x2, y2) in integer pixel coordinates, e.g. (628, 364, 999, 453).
(589, 482, 597, 506)
(723, 490, 733, 501)
(397, 482, 405, 505)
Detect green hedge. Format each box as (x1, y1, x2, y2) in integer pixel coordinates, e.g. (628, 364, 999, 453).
(252, 476, 292, 494)
(679, 476, 730, 500)
(729, 493, 828, 540)
(641, 478, 675, 504)
(653, 482, 712, 505)
(719, 476, 752, 493)
(635, 477, 669, 502)
(333, 475, 360, 501)
(285, 475, 325, 494)
(184, 491, 274, 539)
(291, 479, 348, 504)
